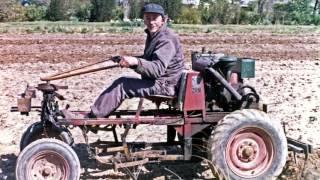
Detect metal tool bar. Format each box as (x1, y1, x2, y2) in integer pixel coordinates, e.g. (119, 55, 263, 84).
(57, 116, 184, 126)
(41, 64, 119, 81)
(40, 56, 122, 81)
(10, 106, 41, 112)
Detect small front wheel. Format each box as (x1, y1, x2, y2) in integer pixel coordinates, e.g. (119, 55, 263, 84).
(16, 138, 81, 180)
(208, 109, 287, 180)
(20, 122, 73, 151)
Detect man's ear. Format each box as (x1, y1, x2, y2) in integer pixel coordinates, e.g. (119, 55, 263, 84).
(162, 15, 168, 23)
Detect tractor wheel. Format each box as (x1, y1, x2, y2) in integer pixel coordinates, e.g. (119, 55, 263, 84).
(208, 109, 287, 180)
(20, 122, 73, 151)
(16, 138, 81, 180)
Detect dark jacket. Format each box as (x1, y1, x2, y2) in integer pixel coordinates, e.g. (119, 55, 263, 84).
(135, 25, 185, 86)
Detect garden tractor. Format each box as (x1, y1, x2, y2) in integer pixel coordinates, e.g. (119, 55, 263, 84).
(11, 49, 312, 179)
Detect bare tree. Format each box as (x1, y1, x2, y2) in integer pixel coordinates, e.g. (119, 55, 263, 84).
(267, 0, 274, 13)
(314, 0, 320, 15)
(258, 0, 267, 15)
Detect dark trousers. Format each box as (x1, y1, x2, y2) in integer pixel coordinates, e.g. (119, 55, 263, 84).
(91, 76, 175, 118)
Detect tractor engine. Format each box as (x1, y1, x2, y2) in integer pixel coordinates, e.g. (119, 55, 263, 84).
(191, 50, 259, 111)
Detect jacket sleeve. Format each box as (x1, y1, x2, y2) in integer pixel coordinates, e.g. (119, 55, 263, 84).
(134, 55, 144, 58)
(135, 38, 176, 79)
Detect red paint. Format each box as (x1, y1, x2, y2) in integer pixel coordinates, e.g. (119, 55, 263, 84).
(183, 71, 206, 115)
(226, 127, 274, 178)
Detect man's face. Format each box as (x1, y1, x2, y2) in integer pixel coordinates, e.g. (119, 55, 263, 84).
(143, 13, 164, 34)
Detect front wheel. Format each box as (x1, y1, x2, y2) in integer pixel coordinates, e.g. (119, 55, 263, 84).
(208, 109, 287, 180)
(16, 138, 81, 180)
(20, 122, 73, 151)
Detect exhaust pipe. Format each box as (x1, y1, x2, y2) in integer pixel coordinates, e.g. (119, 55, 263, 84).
(207, 67, 242, 101)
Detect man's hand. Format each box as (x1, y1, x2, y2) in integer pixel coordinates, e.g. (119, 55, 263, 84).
(119, 56, 138, 68)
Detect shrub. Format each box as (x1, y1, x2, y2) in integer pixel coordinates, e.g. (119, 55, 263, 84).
(312, 15, 320, 25)
(247, 11, 264, 24)
(80, 27, 89, 33)
(25, 5, 47, 21)
(111, 6, 124, 21)
(0, 0, 28, 22)
(176, 6, 201, 24)
(110, 19, 143, 27)
(121, 27, 133, 33)
(74, 3, 91, 21)
(273, 3, 290, 24)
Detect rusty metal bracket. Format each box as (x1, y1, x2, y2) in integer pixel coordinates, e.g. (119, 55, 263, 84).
(114, 158, 149, 171)
(283, 122, 313, 161)
(287, 137, 313, 161)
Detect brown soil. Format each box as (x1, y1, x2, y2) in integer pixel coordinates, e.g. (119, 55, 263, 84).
(0, 32, 319, 179)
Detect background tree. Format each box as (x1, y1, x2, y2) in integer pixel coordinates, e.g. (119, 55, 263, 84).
(30, 0, 51, 6)
(314, 0, 320, 15)
(147, 0, 182, 20)
(288, 0, 314, 24)
(199, 2, 211, 24)
(128, 0, 144, 19)
(176, 6, 201, 24)
(90, 0, 115, 22)
(47, 0, 69, 21)
(71, 0, 92, 21)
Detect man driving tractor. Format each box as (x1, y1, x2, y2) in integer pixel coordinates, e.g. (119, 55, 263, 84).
(64, 3, 185, 119)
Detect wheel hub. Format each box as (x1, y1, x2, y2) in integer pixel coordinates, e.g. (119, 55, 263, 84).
(27, 151, 69, 179)
(42, 166, 52, 176)
(237, 140, 259, 162)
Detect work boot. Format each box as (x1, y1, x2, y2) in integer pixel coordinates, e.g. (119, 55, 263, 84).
(85, 111, 96, 119)
(61, 109, 98, 134)
(61, 109, 84, 119)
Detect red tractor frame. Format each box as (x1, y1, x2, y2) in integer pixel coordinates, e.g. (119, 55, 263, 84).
(12, 50, 312, 180)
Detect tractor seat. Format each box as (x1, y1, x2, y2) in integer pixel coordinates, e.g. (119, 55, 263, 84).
(146, 95, 176, 109)
(144, 71, 188, 110)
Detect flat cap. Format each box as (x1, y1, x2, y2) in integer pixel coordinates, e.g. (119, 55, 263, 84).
(143, 3, 165, 16)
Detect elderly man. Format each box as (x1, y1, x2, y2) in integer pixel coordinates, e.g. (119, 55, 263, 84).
(86, 3, 185, 118)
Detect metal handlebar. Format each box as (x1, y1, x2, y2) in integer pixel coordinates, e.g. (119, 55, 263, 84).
(40, 56, 122, 81)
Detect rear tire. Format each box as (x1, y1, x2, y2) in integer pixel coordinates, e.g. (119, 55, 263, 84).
(20, 122, 73, 151)
(16, 138, 81, 180)
(208, 109, 287, 180)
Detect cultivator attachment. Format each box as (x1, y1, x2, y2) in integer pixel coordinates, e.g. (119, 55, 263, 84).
(84, 124, 185, 171)
(283, 122, 313, 160)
